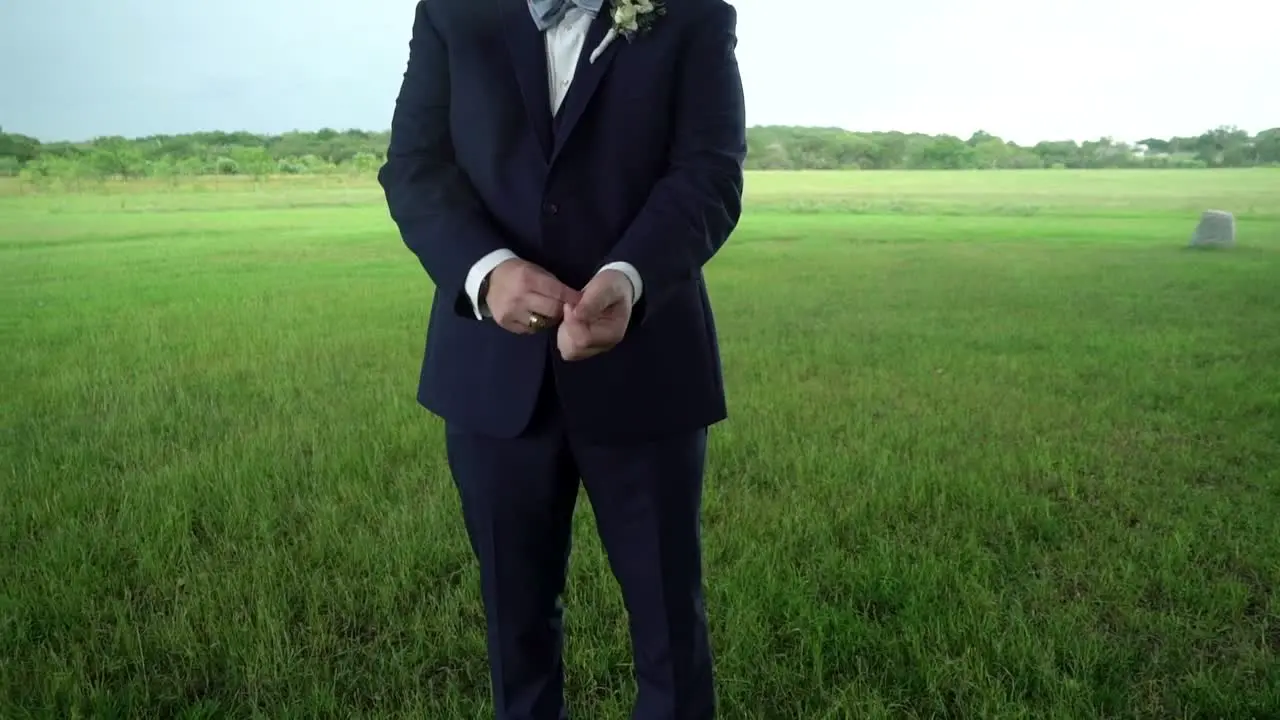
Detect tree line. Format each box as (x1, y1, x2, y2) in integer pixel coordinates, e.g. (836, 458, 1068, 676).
(2, 124, 1277, 186)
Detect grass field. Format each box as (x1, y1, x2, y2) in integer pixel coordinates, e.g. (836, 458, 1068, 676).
(3, 169, 1280, 718)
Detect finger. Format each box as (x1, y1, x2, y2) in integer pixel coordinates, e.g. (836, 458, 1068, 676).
(571, 337, 609, 361)
(574, 283, 621, 323)
(566, 347, 602, 362)
(564, 318, 594, 348)
(561, 336, 602, 362)
(584, 326, 623, 352)
(496, 306, 542, 335)
(575, 322, 625, 357)
(557, 319, 589, 361)
(499, 317, 536, 335)
(521, 293, 565, 322)
(524, 271, 582, 305)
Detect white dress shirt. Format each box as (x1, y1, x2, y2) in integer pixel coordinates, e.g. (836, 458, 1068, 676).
(463, 6, 643, 320)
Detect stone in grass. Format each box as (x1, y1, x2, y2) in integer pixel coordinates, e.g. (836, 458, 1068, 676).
(1189, 210, 1236, 248)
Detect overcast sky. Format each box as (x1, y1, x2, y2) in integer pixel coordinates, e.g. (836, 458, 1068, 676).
(2, 0, 1276, 144)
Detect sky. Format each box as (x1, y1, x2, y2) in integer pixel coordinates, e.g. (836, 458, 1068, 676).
(1, 0, 1276, 145)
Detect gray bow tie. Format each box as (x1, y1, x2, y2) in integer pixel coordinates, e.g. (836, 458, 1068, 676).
(527, 0, 605, 31)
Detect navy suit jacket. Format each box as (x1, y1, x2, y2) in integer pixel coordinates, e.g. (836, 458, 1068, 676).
(378, 0, 746, 442)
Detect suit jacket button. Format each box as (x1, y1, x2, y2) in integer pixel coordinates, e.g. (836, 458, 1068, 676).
(544, 203, 559, 215)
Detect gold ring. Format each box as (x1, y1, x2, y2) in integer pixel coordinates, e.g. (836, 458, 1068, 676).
(528, 312, 546, 331)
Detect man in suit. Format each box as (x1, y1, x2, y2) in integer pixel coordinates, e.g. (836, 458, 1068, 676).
(377, 0, 745, 717)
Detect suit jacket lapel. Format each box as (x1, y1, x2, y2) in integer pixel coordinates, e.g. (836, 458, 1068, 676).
(551, 10, 620, 164)
(503, 0, 554, 161)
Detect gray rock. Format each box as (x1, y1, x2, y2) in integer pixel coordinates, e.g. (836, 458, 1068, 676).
(1190, 210, 1236, 248)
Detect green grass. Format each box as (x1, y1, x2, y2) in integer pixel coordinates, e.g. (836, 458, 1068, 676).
(3, 169, 1280, 718)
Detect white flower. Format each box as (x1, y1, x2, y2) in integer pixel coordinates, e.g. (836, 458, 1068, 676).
(590, 0, 664, 64)
(613, 3, 637, 27)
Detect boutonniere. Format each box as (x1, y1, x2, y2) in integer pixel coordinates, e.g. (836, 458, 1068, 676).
(589, 0, 665, 63)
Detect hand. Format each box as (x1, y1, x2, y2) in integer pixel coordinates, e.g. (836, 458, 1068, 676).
(485, 259, 582, 334)
(557, 270, 634, 362)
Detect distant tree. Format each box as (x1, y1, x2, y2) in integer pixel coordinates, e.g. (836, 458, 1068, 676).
(146, 155, 179, 184)
(176, 156, 209, 177)
(1255, 128, 1280, 165)
(971, 137, 1010, 168)
(347, 152, 383, 176)
(0, 126, 41, 165)
(967, 130, 998, 146)
(20, 155, 95, 190)
(1138, 138, 1171, 154)
(87, 138, 147, 179)
(214, 157, 238, 175)
(229, 146, 275, 181)
(4, 124, 1277, 191)
(917, 135, 972, 169)
(1033, 140, 1081, 168)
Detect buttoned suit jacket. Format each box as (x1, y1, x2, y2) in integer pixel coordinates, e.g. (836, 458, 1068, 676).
(378, 0, 747, 441)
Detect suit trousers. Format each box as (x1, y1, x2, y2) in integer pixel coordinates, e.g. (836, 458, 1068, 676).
(444, 351, 716, 720)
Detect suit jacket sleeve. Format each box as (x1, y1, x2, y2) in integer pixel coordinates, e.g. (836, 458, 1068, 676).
(378, 1, 508, 311)
(602, 1, 747, 322)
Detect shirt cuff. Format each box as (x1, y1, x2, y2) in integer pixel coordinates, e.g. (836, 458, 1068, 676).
(465, 249, 519, 320)
(598, 261, 643, 307)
